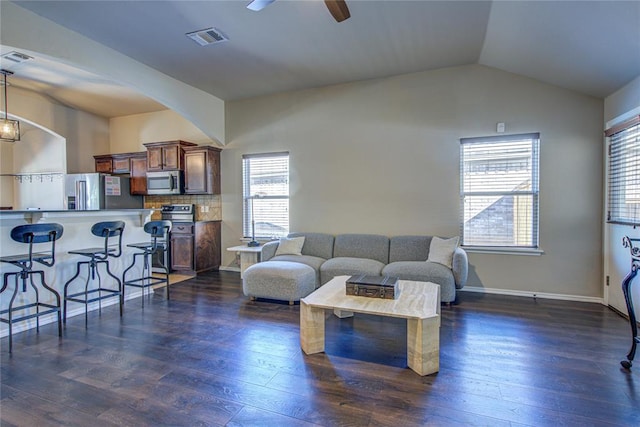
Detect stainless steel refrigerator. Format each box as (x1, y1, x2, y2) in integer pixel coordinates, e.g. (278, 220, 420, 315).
(64, 173, 143, 210)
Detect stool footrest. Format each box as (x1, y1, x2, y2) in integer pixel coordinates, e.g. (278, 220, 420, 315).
(0, 303, 60, 324)
(124, 276, 168, 288)
(65, 288, 121, 305)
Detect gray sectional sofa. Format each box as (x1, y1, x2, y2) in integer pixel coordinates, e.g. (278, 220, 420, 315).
(247, 232, 467, 303)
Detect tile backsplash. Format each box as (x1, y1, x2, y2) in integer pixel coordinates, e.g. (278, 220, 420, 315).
(145, 194, 221, 221)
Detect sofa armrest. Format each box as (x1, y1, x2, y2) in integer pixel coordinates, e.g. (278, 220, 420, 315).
(261, 241, 279, 261)
(452, 247, 468, 289)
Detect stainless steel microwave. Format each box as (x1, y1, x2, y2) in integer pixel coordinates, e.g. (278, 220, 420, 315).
(146, 170, 184, 195)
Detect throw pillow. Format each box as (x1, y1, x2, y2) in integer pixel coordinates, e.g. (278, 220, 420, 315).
(275, 236, 305, 256)
(427, 236, 459, 269)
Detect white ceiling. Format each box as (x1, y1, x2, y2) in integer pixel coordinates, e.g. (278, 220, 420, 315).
(3, 0, 640, 118)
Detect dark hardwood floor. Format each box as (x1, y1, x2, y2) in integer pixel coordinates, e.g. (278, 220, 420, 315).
(1, 271, 639, 426)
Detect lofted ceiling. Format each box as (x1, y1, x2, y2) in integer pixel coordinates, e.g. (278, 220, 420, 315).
(2, 0, 640, 119)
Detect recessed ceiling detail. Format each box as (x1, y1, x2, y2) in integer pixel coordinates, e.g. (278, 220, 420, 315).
(185, 27, 228, 46)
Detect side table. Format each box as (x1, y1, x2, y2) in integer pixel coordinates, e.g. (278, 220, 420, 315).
(227, 244, 263, 278)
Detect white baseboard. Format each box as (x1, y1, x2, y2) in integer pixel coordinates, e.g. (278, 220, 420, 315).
(459, 286, 604, 304)
(219, 266, 240, 273)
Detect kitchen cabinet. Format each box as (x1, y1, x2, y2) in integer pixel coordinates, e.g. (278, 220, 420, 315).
(129, 153, 147, 195)
(144, 140, 196, 172)
(170, 221, 221, 275)
(183, 146, 221, 195)
(94, 152, 146, 175)
(112, 155, 132, 174)
(170, 223, 194, 271)
(94, 155, 113, 173)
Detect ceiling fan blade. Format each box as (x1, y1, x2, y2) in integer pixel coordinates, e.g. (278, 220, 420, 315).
(324, 0, 351, 22)
(246, 0, 276, 12)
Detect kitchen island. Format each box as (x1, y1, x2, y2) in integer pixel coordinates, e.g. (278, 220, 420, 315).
(0, 209, 156, 338)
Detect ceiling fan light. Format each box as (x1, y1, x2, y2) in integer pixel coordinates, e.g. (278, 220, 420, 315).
(0, 118, 20, 142)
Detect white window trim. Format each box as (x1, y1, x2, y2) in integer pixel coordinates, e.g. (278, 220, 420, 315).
(242, 152, 290, 239)
(462, 246, 544, 256)
(460, 132, 540, 250)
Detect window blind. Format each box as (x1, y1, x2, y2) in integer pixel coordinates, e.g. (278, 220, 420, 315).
(242, 152, 289, 239)
(607, 116, 640, 226)
(460, 133, 540, 248)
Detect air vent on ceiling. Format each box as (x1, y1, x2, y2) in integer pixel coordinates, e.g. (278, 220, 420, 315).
(185, 27, 228, 46)
(1, 51, 34, 64)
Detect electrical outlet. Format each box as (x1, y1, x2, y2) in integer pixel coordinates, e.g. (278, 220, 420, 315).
(200, 205, 205, 212)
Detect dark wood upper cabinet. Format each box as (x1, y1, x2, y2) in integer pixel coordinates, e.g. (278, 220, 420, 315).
(144, 140, 197, 172)
(183, 145, 221, 195)
(94, 155, 113, 173)
(112, 156, 131, 174)
(129, 153, 147, 195)
(94, 152, 146, 175)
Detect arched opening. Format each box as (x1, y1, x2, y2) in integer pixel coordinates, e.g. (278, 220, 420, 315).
(0, 114, 66, 210)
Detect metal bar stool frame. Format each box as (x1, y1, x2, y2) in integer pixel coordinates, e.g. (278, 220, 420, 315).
(123, 220, 172, 307)
(0, 223, 64, 353)
(63, 221, 125, 327)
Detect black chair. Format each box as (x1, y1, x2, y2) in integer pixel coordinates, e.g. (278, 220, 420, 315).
(0, 223, 64, 353)
(63, 220, 125, 327)
(123, 220, 172, 307)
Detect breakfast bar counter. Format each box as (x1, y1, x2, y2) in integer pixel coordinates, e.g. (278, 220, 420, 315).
(0, 209, 155, 338)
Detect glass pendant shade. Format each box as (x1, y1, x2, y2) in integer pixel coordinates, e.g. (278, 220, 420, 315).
(0, 118, 20, 142)
(1, 69, 20, 142)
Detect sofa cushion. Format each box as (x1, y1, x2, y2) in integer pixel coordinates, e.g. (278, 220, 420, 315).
(428, 236, 459, 269)
(275, 236, 305, 256)
(382, 261, 456, 302)
(333, 234, 389, 264)
(389, 235, 431, 262)
(320, 257, 385, 284)
(271, 254, 326, 286)
(288, 232, 334, 259)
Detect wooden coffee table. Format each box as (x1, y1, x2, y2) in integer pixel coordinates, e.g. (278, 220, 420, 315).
(300, 275, 440, 375)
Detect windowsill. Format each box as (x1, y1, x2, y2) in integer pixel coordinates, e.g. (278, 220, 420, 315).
(461, 246, 544, 256)
(240, 237, 279, 244)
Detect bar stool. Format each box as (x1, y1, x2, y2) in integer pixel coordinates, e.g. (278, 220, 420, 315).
(63, 220, 125, 327)
(0, 223, 64, 353)
(123, 220, 172, 307)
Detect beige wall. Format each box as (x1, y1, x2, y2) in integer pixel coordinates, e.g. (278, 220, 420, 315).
(6, 86, 109, 173)
(109, 110, 215, 152)
(604, 76, 640, 315)
(223, 64, 604, 299)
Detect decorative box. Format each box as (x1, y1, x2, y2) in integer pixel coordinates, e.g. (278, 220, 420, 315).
(345, 275, 399, 299)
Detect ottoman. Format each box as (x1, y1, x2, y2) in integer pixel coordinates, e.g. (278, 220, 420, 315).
(243, 261, 316, 305)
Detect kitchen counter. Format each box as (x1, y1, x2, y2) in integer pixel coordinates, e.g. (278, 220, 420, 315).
(0, 208, 156, 338)
(0, 208, 155, 226)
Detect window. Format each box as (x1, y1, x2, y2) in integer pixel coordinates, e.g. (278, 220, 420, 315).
(460, 133, 540, 248)
(607, 116, 640, 225)
(242, 152, 289, 239)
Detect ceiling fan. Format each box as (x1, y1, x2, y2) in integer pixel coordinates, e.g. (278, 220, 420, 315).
(247, 0, 351, 23)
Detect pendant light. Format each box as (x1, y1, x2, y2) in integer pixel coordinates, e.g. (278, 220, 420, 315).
(0, 69, 20, 142)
